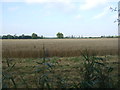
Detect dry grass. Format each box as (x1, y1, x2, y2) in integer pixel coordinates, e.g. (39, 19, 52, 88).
(2, 38, 118, 58)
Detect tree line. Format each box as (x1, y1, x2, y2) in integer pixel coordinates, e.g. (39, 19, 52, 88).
(0, 32, 119, 39)
(1, 32, 64, 39)
(1, 33, 44, 39)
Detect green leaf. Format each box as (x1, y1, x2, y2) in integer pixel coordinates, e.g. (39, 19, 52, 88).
(6, 63, 16, 71)
(95, 62, 105, 66)
(107, 67, 113, 72)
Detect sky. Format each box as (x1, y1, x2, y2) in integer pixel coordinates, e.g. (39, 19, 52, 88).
(0, 0, 119, 37)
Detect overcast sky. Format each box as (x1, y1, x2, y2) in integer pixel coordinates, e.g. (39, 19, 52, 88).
(0, 0, 119, 37)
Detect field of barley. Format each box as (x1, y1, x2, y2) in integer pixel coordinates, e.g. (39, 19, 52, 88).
(2, 38, 118, 58)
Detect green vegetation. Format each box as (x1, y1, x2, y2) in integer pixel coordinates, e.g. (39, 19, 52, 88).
(2, 54, 119, 88)
(56, 32, 64, 39)
(1, 33, 44, 39)
(32, 33, 38, 39)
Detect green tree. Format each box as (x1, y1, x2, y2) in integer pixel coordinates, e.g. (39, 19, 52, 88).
(56, 32, 64, 38)
(32, 33, 38, 39)
(7, 34, 14, 39)
(2, 35, 8, 39)
(21, 34, 25, 39)
(14, 34, 18, 39)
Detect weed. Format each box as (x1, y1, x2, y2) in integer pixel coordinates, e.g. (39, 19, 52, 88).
(79, 49, 117, 88)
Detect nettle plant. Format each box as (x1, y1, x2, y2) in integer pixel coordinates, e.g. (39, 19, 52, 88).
(2, 58, 29, 88)
(79, 49, 115, 88)
(34, 44, 69, 88)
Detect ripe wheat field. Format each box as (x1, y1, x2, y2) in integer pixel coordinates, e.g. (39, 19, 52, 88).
(2, 38, 118, 58)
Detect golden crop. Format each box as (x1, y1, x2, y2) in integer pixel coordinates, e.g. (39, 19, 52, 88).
(2, 38, 118, 58)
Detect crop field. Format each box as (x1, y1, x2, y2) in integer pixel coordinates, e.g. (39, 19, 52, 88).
(2, 38, 118, 58)
(2, 38, 119, 88)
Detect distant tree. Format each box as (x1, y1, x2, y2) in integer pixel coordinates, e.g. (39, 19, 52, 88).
(32, 33, 38, 39)
(37, 35, 43, 39)
(2, 35, 7, 39)
(18, 35, 22, 39)
(40, 35, 44, 39)
(56, 32, 64, 38)
(24, 35, 32, 39)
(71, 35, 74, 38)
(17, 34, 32, 39)
(14, 34, 18, 39)
(22, 34, 25, 39)
(65, 36, 69, 38)
(7, 34, 14, 39)
(101, 36, 104, 38)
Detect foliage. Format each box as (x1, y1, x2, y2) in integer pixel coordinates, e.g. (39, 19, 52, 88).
(56, 32, 64, 39)
(110, 6, 120, 25)
(2, 58, 29, 88)
(2, 60, 17, 88)
(32, 33, 38, 39)
(79, 49, 117, 88)
(34, 44, 68, 88)
(1, 34, 119, 39)
(1, 33, 43, 39)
